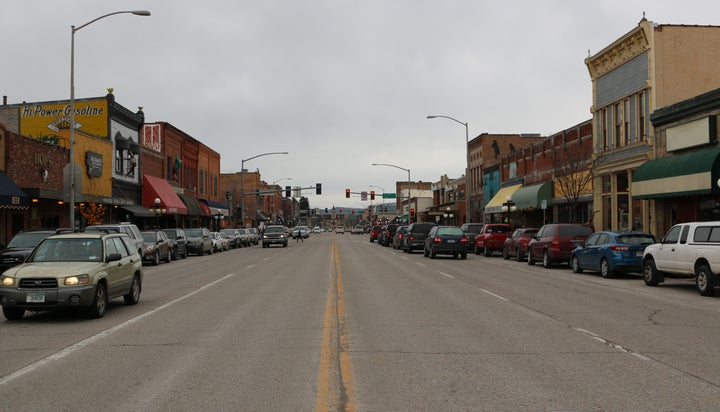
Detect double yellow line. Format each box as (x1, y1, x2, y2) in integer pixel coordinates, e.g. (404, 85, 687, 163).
(315, 240, 356, 411)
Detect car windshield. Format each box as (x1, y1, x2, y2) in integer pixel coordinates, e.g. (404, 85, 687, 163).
(30, 238, 104, 262)
(437, 227, 463, 236)
(141, 232, 157, 242)
(464, 224, 484, 232)
(6, 232, 51, 248)
(265, 226, 285, 233)
(185, 229, 204, 237)
(559, 226, 593, 237)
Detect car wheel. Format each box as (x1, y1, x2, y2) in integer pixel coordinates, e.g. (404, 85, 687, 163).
(153, 252, 160, 266)
(474, 244, 481, 255)
(696, 264, 716, 296)
(484, 245, 492, 257)
(182, 248, 188, 259)
(515, 248, 523, 263)
(283, 242, 288, 247)
(171, 247, 178, 261)
(423, 247, 429, 257)
(461, 251, 467, 260)
(502, 246, 509, 260)
(453, 252, 458, 259)
(430, 248, 436, 259)
(600, 259, 611, 278)
(571, 255, 583, 273)
(643, 259, 660, 286)
(124, 274, 141, 305)
(87, 282, 108, 319)
(208, 245, 214, 255)
(165, 249, 172, 263)
(2, 306, 25, 321)
(542, 250, 552, 268)
(527, 250, 535, 266)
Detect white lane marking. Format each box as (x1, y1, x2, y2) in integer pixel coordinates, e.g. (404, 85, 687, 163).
(263, 257, 270, 261)
(572, 326, 649, 360)
(246, 264, 255, 269)
(0, 272, 237, 387)
(478, 288, 510, 302)
(440, 272, 454, 279)
(416, 262, 426, 267)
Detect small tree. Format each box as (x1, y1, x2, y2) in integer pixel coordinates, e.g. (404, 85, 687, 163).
(554, 141, 594, 223)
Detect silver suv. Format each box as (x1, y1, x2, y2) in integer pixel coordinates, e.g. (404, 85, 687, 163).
(0, 231, 143, 320)
(262, 225, 288, 248)
(86, 222, 144, 256)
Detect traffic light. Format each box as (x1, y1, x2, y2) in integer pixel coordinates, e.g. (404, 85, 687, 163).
(316, 183, 322, 195)
(370, 190, 375, 200)
(285, 186, 291, 197)
(410, 208, 415, 216)
(345, 188, 350, 198)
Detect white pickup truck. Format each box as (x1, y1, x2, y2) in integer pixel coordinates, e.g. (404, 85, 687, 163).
(642, 221, 720, 296)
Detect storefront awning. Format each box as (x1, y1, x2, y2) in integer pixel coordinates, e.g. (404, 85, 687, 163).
(512, 182, 552, 210)
(199, 201, 211, 217)
(120, 204, 155, 218)
(142, 174, 188, 215)
(484, 184, 522, 214)
(200, 199, 229, 216)
(632, 146, 720, 199)
(178, 193, 202, 216)
(0, 172, 29, 209)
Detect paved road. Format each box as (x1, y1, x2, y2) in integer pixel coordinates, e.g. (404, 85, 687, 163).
(2, 232, 720, 410)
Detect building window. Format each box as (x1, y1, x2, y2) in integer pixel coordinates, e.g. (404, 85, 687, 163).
(199, 170, 204, 195)
(623, 99, 630, 146)
(115, 149, 124, 174)
(600, 108, 608, 151)
(638, 91, 646, 142)
(615, 103, 622, 148)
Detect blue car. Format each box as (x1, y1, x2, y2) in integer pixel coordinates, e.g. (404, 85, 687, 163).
(571, 231, 656, 278)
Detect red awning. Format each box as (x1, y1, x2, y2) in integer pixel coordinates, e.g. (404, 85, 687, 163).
(199, 200, 211, 216)
(142, 174, 188, 215)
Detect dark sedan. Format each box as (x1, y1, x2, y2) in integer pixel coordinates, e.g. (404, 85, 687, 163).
(502, 228, 539, 262)
(571, 231, 656, 278)
(423, 226, 468, 259)
(141, 230, 172, 265)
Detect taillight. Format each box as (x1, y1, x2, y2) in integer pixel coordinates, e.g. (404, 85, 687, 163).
(409, 235, 415, 241)
(461, 237, 468, 244)
(610, 245, 629, 252)
(398, 234, 403, 239)
(433, 237, 442, 243)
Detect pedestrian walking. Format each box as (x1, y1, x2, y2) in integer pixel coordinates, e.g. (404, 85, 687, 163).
(296, 228, 303, 242)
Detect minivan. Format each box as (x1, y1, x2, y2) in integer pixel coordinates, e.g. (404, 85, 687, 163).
(527, 223, 593, 268)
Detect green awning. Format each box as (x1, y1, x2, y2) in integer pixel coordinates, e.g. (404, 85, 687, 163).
(178, 193, 202, 216)
(632, 146, 720, 199)
(512, 182, 552, 210)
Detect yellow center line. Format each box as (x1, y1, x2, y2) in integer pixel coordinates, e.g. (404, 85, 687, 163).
(315, 240, 356, 412)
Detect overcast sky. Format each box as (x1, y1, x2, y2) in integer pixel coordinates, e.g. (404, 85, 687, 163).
(4, 1, 720, 209)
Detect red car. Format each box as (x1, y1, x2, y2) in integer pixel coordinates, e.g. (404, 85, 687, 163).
(527, 223, 593, 268)
(502, 228, 539, 261)
(474, 224, 513, 256)
(369, 226, 382, 243)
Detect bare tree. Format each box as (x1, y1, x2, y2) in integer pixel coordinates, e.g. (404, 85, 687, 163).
(554, 140, 594, 223)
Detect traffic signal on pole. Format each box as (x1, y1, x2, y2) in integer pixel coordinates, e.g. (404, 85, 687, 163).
(285, 186, 291, 197)
(345, 188, 350, 198)
(410, 208, 415, 216)
(370, 190, 375, 200)
(316, 183, 322, 195)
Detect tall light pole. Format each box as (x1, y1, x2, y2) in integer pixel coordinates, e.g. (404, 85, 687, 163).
(427, 115, 471, 224)
(272, 177, 292, 186)
(371, 163, 411, 223)
(69, 10, 150, 229)
(240, 151, 288, 227)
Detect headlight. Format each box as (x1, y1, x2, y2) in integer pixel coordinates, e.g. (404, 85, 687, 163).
(1, 276, 15, 286)
(64, 274, 89, 286)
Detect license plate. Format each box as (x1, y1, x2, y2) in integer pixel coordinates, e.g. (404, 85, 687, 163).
(26, 293, 45, 303)
(636, 251, 643, 257)
(447, 239, 456, 243)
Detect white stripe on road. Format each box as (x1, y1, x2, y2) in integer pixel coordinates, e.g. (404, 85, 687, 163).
(478, 288, 510, 302)
(416, 262, 426, 267)
(439, 272, 454, 279)
(0, 272, 238, 387)
(572, 327, 649, 360)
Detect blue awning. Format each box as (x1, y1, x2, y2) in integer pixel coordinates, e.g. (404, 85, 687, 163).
(0, 172, 29, 209)
(200, 199, 230, 216)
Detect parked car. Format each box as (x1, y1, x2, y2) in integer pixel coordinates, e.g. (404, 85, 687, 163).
(392, 225, 408, 249)
(404, 222, 437, 254)
(184, 228, 213, 255)
(262, 225, 288, 247)
(86, 222, 144, 256)
(236, 228, 251, 247)
(571, 231, 656, 278)
(335, 226, 345, 234)
(460, 223, 485, 250)
(642, 221, 720, 296)
(502, 228, 539, 262)
(0, 230, 57, 273)
(474, 224, 513, 256)
(140, 230, 172, 265)
(423, 226, 468, 259)
(0, 231, 143, 320)
(369, 226, 382, 242)
(527, 223, 593, 268)
(162, 228, 188, 260)
(246, 228, 260, 245)
(379, 224, 401, 247)
(211, 231, 229, 252)
(220, 228, 241, 249)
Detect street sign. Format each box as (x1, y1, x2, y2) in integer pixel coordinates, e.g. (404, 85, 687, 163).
(382, 193, 396, 199)
(361, 191, 368, 201)
(541, 199, 547, 210)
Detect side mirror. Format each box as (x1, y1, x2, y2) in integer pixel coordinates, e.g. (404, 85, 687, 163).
(107, 253, 122, 262)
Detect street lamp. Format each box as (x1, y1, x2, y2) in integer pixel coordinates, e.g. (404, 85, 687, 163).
(372, 163, 411, 223)
(69, 10, 151, 229)
(443, 207, 454, 225)
(150, 197, 166, 229)
(214, 211, 224, 231)
(240, 151, 289, 227)
(502, 195, 516, 225)
(272, 177, 292, 186)
(427, 115, 471, 224)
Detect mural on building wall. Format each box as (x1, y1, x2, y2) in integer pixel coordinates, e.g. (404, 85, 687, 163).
(483, 169, 500, 208)
(19, 99, 109, 142)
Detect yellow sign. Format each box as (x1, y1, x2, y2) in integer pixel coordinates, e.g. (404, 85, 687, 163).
(19, 99, 109, 141)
